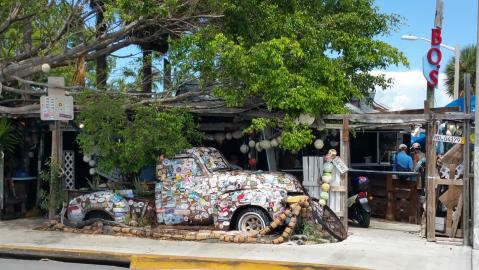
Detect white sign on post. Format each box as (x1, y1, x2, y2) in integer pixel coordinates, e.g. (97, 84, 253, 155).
(332, 157, 348, 174)
(433, 134, 464, 144)
(40, 96, 74, 120)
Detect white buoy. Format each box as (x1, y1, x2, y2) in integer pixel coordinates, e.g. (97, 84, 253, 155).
(248, 140, 256, 148)
(255, 142, 262, 152)
(260, 140, 271, 150)
(41, 63, 51, 73)
(298, 113, 315, 126)
(83, 155, 91, 163)
(314, 139, 324, 150)
(240, 144, 249, 154)
(89, 168, 96, 175)
(225, 132, 232, 140)
(88, 160, 96, 167)
(270, 138, 278, 147)
(232, 130, 243, 139)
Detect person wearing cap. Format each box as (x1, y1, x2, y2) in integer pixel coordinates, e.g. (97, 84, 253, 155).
(394, 144, 413, 180)
(410, 142, 426, 172)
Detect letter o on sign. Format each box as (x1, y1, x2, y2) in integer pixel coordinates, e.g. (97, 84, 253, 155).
(427, 47, 442, 65)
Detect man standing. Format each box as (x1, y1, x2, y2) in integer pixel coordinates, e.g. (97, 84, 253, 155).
(410, 142, 426, 172)
(394, 144, 413, 180)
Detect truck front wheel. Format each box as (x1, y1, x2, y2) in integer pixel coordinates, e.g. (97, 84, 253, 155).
(236, 207, 270, 232)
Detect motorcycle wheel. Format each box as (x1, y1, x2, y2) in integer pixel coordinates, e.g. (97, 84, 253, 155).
(356, 206, 370, 228)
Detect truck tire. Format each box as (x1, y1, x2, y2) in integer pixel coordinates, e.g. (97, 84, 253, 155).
(236, 207, 270, 232)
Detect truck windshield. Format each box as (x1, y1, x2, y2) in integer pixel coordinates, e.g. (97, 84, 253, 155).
(188, 148, 231, 172)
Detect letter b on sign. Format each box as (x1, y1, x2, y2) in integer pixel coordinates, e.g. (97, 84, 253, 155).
(431, 28, 442, 46)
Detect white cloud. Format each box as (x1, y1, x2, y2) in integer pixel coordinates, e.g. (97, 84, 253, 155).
(372, 70, 453, 111)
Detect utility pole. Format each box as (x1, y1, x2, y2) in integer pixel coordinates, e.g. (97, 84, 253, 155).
(425, 0, 443, 241)
(473, 0, 479, 250)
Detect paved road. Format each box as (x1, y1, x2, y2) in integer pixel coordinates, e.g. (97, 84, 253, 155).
(0, 258, 126, 270)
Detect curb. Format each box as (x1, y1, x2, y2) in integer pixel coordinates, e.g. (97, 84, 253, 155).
(0, 244, 367, 270)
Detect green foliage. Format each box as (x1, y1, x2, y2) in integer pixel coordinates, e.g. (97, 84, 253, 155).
(39, 160, 63, 212)
(169, 0, 408, 151)
(0, 118, 18, 153)
(76, 92, 202, 178)
(301, 219, 324, 243)
(445, 45, 476, 97)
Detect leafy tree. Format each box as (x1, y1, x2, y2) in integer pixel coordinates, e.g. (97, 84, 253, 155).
(445, 45, 476, 97)
(0, 118, 18, 153)
(76, 92, 202, 178)
(170, 0, 407, 151)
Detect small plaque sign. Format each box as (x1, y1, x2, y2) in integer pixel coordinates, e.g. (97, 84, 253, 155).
(332, 157, 348, 174)
(433, 134, 464, 144)
(40, 96, 74, 121)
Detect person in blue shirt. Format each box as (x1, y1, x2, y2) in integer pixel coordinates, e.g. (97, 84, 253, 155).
(394, 144, 413, 180)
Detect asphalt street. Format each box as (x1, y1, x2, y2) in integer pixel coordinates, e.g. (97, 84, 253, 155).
(0, 258, 127, 270)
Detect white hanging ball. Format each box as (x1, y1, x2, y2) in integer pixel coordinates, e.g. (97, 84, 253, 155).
(323, 162, 334, 173)
(88, 160, 96, 167)
(260, 140, 271, 150)
(41, 63, 51, 73)
(89, 168, 96, 175)
(322, 175, 331, 183)
(232, 130, 243, 139)
(298, 113, 315, 126)
(277, 136, 282, 144)
(255, 142, 262, 152)
(225, 132, 232, 140)
(270, 138, 278, 147)
(314, 139, 324, 150)
(240, 144, 249, 154)
(214, 133, 225, 144)
(320, 191, 329, 200)
(83, 155, 91, 163)
(28, 152, 34, 158)
(330, 140, 339, 147)
(248, 140, 256, 148)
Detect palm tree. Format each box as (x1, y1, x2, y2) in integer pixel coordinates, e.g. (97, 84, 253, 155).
(0, 118, 18, 154)
(445, 45, 476, 97)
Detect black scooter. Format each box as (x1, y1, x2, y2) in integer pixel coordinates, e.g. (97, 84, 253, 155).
(347, 176, 371, 228)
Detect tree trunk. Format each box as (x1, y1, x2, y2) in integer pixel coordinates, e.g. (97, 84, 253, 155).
(91, 0, 107, 89)
(142, 49, 152, 93)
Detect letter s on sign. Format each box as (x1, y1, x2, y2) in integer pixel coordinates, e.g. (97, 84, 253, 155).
(428, 70, 438, 87)
(431, 28, 442, 46)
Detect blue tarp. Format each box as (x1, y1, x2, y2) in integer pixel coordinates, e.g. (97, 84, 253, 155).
(445, 95, 475, 112)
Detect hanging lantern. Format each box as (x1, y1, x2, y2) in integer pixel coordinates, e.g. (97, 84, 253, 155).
(41, 63, 51, 73)
(89, 160, 96, 167)
(248, 140, 256, 148)
(240, 144, 249, 154)
(298, 113, 315, 126)
(248, 158, 257, 167)
(320, 191, 329, 200)
(314, 139, 324, 150)
(232, 130, 243, 139)
(270, 138, 279, 147)
(225, 132, 233, 140)
(89, 168, 96, 175)
(83, 155, 91, 163)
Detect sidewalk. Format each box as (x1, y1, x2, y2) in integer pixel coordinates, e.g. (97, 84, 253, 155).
(0, 218, 473, 270)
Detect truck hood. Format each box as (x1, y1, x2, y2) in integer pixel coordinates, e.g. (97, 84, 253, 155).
(211, 170, 303, 193)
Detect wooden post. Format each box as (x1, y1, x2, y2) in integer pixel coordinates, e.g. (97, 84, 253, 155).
(474, 0, 479, 250)
(462, 73, 471, 245)
(340, 116, 349, 230)
(0, 151, 4, 215)
(425, 101, 437, 241)
(47, 77, 65, 220)
(425, 0, 443, 242)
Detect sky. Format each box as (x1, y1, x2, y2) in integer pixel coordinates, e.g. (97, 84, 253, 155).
(373, 0, 477, 110)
